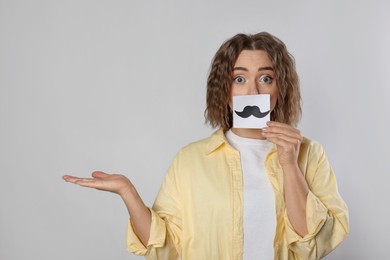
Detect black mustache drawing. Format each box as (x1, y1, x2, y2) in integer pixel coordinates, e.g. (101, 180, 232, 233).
(234, 106, 270, 118)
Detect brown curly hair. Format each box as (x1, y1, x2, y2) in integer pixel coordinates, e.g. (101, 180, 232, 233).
(205, 32, 301, 131)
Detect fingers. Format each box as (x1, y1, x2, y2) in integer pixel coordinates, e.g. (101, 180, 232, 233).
(265, 135, 300, 148)
(263, 121, 302, 140)
(262, 122, 301, 143)
(63, 172, 111, 183)
(62, 174, 101, 189)
(63, 175, 83, 183)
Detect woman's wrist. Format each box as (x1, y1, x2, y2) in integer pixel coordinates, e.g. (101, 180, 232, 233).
(119, 182, 137, 201)
(281, 161, 300, 173)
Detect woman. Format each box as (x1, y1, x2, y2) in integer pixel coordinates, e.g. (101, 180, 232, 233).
(63, 32, 349, 259)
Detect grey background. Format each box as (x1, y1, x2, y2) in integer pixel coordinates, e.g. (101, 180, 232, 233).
(1, 0, 389, 259)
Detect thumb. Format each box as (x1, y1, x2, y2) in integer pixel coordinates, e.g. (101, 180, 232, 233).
(91, 171, 110, 178)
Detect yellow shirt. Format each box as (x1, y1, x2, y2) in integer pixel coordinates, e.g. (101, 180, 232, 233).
(126, 129, 349, 260)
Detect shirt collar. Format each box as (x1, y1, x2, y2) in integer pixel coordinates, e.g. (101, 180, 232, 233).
(205, 128, 229, 155)
(205, 128, 278, 156)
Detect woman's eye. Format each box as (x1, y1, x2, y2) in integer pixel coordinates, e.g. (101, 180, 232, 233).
(259, 75, 273, 84)
(233, 76, 246, 84)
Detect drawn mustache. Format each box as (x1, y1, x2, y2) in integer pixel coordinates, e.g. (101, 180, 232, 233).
(234, 106, 270, 118)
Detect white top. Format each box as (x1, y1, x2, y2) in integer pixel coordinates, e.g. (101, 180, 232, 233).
(225, 129, 276, 260)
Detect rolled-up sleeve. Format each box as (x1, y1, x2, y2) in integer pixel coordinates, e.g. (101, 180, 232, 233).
(285, 142, 349, 259)
(126, 209, 167, 255)
(126, 154, 183, 260)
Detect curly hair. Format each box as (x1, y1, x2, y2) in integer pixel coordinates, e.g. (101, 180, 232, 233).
(205, 32, 301, 131)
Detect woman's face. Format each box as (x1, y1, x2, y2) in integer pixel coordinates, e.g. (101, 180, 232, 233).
(229, 50, 278, 111)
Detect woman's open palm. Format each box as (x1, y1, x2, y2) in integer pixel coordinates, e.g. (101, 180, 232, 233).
(63, 171, 132, 197)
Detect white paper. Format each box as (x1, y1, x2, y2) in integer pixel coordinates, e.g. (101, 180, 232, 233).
(232, 94, 270, 129)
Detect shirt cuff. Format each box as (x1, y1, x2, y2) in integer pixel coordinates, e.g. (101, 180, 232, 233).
(126, 208, 166, 255)
(285, 190, 328, 243)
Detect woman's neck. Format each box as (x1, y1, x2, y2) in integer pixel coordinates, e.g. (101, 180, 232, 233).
(230, 128, 266, 140)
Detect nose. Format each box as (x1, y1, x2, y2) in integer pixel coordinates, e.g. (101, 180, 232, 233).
(249, 80, 259, 95)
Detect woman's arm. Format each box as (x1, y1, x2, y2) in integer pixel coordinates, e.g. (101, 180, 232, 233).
(280, 163, 309, 237)
(263, 121, 349, 258)
(262, 121, 309, 237)
(63, 171, 151, 246)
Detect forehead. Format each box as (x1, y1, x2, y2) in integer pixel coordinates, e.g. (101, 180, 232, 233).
(234, 50, 272, 68)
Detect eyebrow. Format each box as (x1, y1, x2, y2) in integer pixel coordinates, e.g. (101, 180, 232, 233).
(232, 66, 274, 72)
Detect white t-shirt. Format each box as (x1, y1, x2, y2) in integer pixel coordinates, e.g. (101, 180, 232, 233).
(225, 129, 276, 259)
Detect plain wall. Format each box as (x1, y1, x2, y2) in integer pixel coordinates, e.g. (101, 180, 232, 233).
(1, 0, 389, 259)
